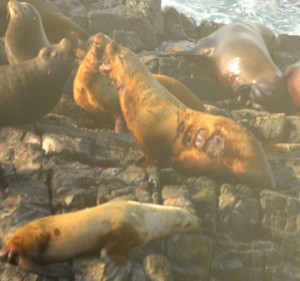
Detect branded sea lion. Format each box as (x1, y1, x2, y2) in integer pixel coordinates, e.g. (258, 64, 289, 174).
(0, 38, 72, 126)
(100, 41, 275, 189)
(0, 200, 200, 279)
(74, 33, 205, 133)
(285, 61, 300, 108)
(158, 22, 289, 113)
(5, 0, 50, 64)
(1, 0, 88, 59)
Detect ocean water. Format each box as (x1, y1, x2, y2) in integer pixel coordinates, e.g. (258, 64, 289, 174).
(162, 0, 300, 36)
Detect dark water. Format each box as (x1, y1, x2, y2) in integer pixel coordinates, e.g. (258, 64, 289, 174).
(162, 0, 300, 35)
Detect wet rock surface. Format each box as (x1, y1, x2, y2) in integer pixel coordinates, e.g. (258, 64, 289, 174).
(1, 0, 300, 281)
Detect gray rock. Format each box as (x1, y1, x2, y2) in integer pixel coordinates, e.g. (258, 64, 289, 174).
(162, 185, 196, 214)
(87, 0, 163, 50)
(111, 30, 144, 52)
(162, 6, 197, 41)
(260, 190, 300, 265)
(187, 177, 218, 237)
(218, 184, 261, 241)
(143, 254, 174, 281)
(1, 2, 300, 280)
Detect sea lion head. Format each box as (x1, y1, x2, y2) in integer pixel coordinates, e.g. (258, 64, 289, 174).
(249, 73, 291, 112)
(99, 41, 149, 87)
(0, 223, 51, 267)
(222, 119, 276, 190)
(37, 38, 73, 87)
(38, 37, 71, 63)
(87, 33, 112, 61)
(8, 0, 41, 25)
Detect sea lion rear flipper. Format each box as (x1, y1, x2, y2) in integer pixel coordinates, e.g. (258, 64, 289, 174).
(18, 256, 81, 278)
(157, 37, 215, 58)
(100, 249, 131, 281)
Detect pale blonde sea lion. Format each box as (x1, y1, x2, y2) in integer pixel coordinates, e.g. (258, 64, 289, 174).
(0, 200, 200, 279)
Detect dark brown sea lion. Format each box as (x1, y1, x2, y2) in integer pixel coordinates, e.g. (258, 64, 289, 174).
(0, 38, 72, 125)
(5, 0, 50, 64)
(285, 61, 300, 108)
(74, 33, 205, 133)
(0, 200, 200, 279)
(0, 0, 88, 59)
(100, 41, 275, 189)
(159, 22, 290, 113)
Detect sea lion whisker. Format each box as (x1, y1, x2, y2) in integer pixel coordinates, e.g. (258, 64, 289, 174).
(6, 4, 10, 20)
(86, 37, 94, 50)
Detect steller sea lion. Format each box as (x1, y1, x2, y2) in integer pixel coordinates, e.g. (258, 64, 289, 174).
(0, 0, 88, 59)
(99, 41, 275, 189)
(5, 0, 50, 64)
(74, 33, 205, 133)
(0, 200, 200, 279)
(284, 61, 300, 108)
(0, 38, 72, 126)
(158, 22, 290, 113)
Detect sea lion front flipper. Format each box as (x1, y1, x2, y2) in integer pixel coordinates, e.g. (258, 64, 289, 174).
(100, 249, 131, 281)
(145, 165, 160, 189)
(248, 83, 272, 110)
(18, 256, 80, 278)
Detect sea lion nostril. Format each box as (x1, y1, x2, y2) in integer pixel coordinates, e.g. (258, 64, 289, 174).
(7, 249, 19, 264)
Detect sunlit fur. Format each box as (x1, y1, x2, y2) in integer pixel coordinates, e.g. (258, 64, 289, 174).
(159, 22, 290, 113)
(102, 41, 275, 189)
(74, 33, 204, 132)
(0, 201, 200, 277)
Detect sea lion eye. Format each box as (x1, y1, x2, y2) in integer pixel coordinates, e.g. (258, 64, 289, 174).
(51, 51, 57, 58)
(40, 49, 50, 58)
(119, 53, 125, 60)
(40, 49, 54, 60)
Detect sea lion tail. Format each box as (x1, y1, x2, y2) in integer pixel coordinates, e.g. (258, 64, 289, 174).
(155, 48, 200, 57)
(156, 37, 215, 58)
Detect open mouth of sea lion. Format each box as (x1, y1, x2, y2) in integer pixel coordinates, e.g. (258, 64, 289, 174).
(8, 0, 19, 19)
(99, 63, 112, 74)
(0, 247, 19, 265)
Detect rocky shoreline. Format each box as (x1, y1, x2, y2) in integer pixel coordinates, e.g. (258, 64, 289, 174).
(0, 0, 300, 280)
